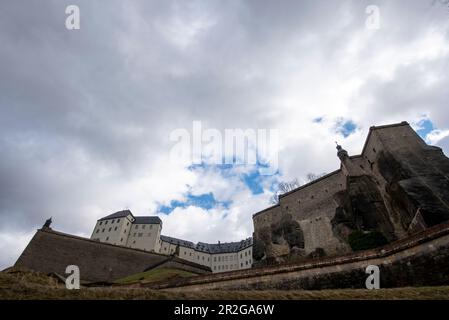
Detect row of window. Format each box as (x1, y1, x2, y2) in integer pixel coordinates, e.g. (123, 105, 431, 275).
(212, 250, 252, 262)
(134, 224, 154, 230)
(95, 236, 135, 247)
(131, 232, 152, 238)
(161, 245, 253, 265)
(96, 226, 119, 233)
(212, 260, 252, 271)
(99, 218, 128, 226)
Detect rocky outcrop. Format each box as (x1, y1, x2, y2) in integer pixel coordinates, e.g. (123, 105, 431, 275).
(332, 175, 396, 246)
(253, 122, 449, 265)
(253, 214, 305, 266)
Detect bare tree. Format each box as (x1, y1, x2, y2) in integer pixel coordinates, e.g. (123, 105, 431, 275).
(306, 172, 327, 182)
(270, 178, 300, 204)
(270, 173, 327, 204)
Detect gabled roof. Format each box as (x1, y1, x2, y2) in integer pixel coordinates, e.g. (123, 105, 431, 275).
(134, 216, 162, 225)
(160, 235, 195, 248)
(98, 210, 161, 224)
(197, 238, 253, 254)
(160, 235, 253, 254)
(98, 210, 133, 221)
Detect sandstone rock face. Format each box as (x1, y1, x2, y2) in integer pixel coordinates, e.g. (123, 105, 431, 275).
(253, 122, 449, 265)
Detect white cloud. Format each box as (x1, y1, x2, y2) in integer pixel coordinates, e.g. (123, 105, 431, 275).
(426, 129, 449, 145)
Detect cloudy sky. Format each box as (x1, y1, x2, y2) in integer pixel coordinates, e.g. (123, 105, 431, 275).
(1, 0, 449, 269)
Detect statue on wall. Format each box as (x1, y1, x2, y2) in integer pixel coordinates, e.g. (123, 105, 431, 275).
(43, 217, 52, 229)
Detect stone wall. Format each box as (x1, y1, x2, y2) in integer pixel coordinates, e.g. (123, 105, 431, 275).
(150, 220, 449, 291)
(14, 228, 210, 282)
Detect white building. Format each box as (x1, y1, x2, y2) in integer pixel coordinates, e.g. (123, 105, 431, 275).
(159, 235, 253, 273)
(90, 210, 162, 252)
(91, 210, 252, 273)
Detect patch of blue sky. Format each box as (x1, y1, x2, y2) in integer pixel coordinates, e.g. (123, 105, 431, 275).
(158, 192, 232, 214)
(241, 170, 264, 195)
(335, 119, 357, 138)
(416, 118, 435, 139)
(164, 162, 277, 214)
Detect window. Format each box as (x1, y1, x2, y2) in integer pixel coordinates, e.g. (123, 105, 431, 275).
(150, 225, 153, 229)
(142, 225, 146, 229)
(133, 233, 136, 237)
(127, 222, 129, 226)
(135, 225, 138, 229)
(133, 240, 136, 244)
(124, 229, 127, 233)
(214, 266, 216, 270)
(106, 237, 109, 241)
(105, 220, 108, 225)
(214, 257, 216, 262)
(117, 219, 120, 223)
(111, 219, 115, 223)
(138, 233, 143, 237)
(99, 221, 103, 226)
(202, 256, 204, 260)
(114, 226, 118, 231)
(245, 252, 247, 257)
(120, 238, 123, 242)
(102, 228, 105, 232)
(96, 229, 99, 233)
(108, 227, 112, 232)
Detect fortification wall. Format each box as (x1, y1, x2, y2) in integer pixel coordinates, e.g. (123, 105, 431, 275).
(14, 228, 210, 282)
(298, 215, 350, 255)
(152, 221, 449, 291)
(253, 205, 282, 233)
(280, 170, 346, 221)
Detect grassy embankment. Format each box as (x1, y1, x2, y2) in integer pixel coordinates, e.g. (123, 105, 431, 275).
(1, 268, 449, 300)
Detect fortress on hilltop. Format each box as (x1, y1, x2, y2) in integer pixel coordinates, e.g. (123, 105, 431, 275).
(252, 121, 449, 265)
(14, 121, 449, 288)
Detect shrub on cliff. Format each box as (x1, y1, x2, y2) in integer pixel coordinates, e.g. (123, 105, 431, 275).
(348, 231, 388, 251)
